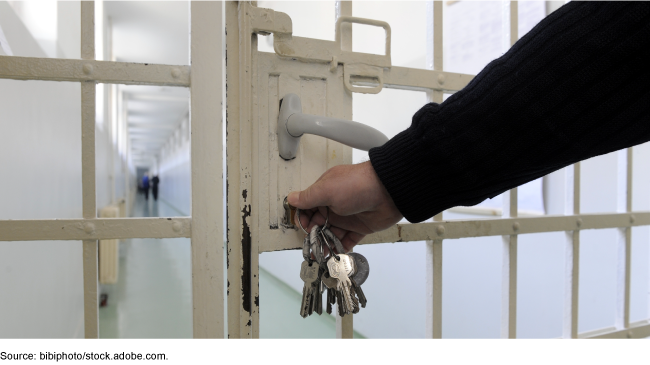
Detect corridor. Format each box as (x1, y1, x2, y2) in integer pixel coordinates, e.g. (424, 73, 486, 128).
(98, 194, 192, 338)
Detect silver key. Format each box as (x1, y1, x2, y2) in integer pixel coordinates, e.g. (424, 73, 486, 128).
(351, 277, 367, 308)
(327, 254, 355, 315)
(299, 260, 318, 318)
(310, 227, 326, 265)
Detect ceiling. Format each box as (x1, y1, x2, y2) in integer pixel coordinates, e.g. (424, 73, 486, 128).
(104, 1, 189, 168)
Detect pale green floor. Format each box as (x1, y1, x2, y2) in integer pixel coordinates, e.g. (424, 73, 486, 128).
(99, 193, 363, 338)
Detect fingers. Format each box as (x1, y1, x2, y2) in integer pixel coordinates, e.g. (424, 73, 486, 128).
(341, 231, 365, 252)
(287, 181, 331, 210)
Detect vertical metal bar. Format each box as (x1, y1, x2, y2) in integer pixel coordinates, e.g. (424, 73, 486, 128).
(425, 0, 444, 339)
(616, 148, 633, 330)
(501, 188, 518, 338)
(225, 0, 241, 339)
(80, 0, 98, 339)
(563, 163, 580, 338)
(500, 1, 518, 339)
(335, 0, 354, 339)
(225, 1, 255, 339)
(190, 1, 224, 338)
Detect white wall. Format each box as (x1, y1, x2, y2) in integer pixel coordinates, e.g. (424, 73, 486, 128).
(0, 1, 131, 338)
(158, 116, 191, 216)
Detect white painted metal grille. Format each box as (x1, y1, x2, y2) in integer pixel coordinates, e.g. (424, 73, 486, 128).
(227, 1, 650, 339)
(0, 2, 224, 338)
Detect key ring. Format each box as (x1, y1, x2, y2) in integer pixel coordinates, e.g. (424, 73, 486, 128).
(319, 227, 340, 262)
(296, 206, 329, 234)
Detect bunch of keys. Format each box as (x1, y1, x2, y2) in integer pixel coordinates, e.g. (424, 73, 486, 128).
(297, 205, 370, 318)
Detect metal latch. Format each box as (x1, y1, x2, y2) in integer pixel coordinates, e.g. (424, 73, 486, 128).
(247, 4, 392, 94)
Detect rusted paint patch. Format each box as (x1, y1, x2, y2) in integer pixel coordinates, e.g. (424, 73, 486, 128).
(241, 189, 252, 315)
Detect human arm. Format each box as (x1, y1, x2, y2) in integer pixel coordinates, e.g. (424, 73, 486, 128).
(291, 2, 650, 245)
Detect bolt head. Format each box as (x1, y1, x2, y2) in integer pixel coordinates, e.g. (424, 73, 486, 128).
(172, 221, 182, 232)
(436, 225, 445, 236)
(83, 222, 95, 234)
(513, 222, 520, 232)
(437, 73, 445, 85)
(576, 218, 583, 228)
(171, 68, 181, 78)
(82, 63, 93, 75)
(630, 215, 636, 224)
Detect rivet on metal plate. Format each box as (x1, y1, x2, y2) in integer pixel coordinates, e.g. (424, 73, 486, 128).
(83, 222, 95, 234)
(436, 225, 445, 236)
(172, 221, 182, 232)
(630, 215, 635, 224)
(171, 68, 181, 78)
(512, 222, 520, 232)
(576, 218, 583, 228)
(82, 63, 93, 75)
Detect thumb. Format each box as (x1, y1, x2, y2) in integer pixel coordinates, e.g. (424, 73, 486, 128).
(287, 181, 330, 210)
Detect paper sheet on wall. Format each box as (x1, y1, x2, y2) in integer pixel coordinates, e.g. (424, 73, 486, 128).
(444, 1, 547, 214)
(0, 22, 14, 56)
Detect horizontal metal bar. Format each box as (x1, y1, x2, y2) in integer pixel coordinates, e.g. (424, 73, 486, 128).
(259, 212, 650, 252)
(447, 206, 543, 217)
(0, 217, 191, 241)
(384, 66, 473, 93)
(579, 320, 650, 339)
(0, 56, 190, 87)
(359, 212, 650, 245)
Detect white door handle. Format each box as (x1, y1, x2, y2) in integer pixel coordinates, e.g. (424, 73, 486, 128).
(278, 93, 389, 160)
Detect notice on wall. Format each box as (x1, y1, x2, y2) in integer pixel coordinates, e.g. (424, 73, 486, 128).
(0, 23, 14, 56)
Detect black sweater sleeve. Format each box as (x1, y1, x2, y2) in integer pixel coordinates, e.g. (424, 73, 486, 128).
(369, 1, 650, 223)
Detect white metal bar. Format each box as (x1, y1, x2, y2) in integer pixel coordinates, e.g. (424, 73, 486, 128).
(260, 211, 650, 252)
(0, 218, 191, 241)
(0, 56, 190, 87)
(225, 0, 241, 339)
(616, 148, 633, 330)
(500, 0, 518, 340)
(425, 0, 444, 339)
(383, 67, 473, 93)
(501, 187, 518, 338)
(335, 0, 354, 340)
(580, 319, 650, 339)
(190, 1, 224, 339)
(80, 0, 98, 340)
(563, 163, 580, 338)
(426, 239, 443, 338)
(361, 212, 650, 245)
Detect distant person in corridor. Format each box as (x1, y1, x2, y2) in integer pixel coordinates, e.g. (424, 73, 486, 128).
(142, 173, 150, 201)
(152, 175, 160, 201)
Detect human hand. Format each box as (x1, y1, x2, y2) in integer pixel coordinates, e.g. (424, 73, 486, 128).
(287, 161, 403, 252)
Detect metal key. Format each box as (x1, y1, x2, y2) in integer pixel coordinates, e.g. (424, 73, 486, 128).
(351, 277, 367, 308)
(299, 260, 319, 318)
(328, 254, 355, 315)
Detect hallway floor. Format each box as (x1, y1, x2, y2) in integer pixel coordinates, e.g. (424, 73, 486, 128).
(99, 194, 192, 338)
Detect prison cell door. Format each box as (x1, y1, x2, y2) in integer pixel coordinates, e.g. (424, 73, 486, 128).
(225, 1, 470, 338)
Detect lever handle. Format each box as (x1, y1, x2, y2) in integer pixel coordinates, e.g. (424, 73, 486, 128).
(278, 94, 388, 160)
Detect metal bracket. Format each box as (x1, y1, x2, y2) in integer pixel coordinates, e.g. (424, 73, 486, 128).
(247, 3, 392, 94)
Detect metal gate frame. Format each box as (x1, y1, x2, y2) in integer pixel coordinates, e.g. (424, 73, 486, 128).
(226, 1, 650, 339)
(0, 1, 224, 338)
